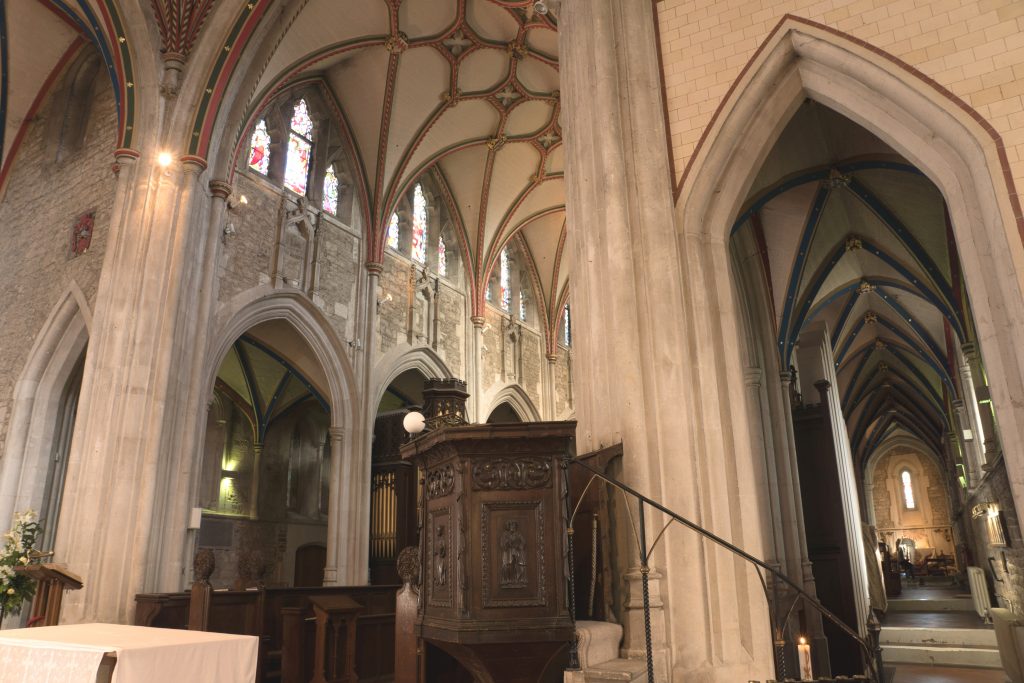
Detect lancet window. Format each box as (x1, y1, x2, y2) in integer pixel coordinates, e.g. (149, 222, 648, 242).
(248, 119, 270, 175)
(322, 164, 339, 215)
(285, 99, 314, 195)
(384, 178, 460, 281)
(901, 469, 916, 509)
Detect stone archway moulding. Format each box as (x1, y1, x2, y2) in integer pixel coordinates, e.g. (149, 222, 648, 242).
(483, 383, 542, 423)
(371, 345, 454, 411)
(195, 287, 366, 584)
(678, 14, 1024, 526)
(0, 285, 90, 534)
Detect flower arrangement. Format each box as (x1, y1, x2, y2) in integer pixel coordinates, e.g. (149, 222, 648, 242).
(0, 510, 40, 619)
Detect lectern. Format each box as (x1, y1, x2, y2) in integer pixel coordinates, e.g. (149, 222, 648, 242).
(13, 563, 83, 626)
(401, 419, 576, 683)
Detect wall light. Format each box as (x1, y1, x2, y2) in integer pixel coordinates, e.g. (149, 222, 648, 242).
(157, 151, 173, 167)
(403, 411, 426, 435)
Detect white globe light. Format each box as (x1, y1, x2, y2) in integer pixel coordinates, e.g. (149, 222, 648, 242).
(403, 411, 426, 434)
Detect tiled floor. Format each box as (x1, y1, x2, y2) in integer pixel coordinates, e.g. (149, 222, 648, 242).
(892, 664, 1008, 682)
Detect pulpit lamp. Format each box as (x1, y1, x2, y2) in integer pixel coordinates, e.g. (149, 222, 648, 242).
(403, 411, 426, 435)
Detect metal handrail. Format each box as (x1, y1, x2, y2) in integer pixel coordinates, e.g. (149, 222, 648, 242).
(561, 454, 883, 683)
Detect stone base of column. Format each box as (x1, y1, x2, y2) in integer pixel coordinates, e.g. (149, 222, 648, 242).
(621, 566, 670, 683)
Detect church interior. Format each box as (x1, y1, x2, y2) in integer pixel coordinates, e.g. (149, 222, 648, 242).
(3, 1, 1024, 682)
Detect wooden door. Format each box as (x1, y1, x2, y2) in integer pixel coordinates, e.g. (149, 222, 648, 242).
(295, 544, 327, 587)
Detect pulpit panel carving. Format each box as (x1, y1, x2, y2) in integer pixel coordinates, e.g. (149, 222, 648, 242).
(480, 500, 546, 608)
(427, 507, 453, 608)
(426, 464, 455, 499)
(471, 458, 551, 490)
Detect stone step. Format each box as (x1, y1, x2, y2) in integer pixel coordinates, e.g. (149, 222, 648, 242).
(583, 658, 648, 682)
(575, 620, 623, 670)
(880, 626, 997, 648)
(881, 644, 1002, 669)
(887, 597, 974, 612)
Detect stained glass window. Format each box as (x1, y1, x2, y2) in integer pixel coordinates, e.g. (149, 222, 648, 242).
(901, 470, 916, 509)
(519, 290, 527, 321)
(290, 99, 313, 137)
(387, 213, 400, 251)
(285, 99, 314, 195)
(438, 235, 447, 277)
(563, 304, 571, 346)
(500, 249, 511, 311)
(248, 119, 270, 175)
(411, 184, 427, 264)
(322, 164, 339, 214)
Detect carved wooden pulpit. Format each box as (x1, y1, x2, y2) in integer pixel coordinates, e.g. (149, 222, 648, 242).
(401, 416, 576, 683)
(14, 563, 83, 626)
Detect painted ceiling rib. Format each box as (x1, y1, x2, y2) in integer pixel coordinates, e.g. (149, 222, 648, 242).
(846, 177, 957, 307)
(777, 183, 831, 364)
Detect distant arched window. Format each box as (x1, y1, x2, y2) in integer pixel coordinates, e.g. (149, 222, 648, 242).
(561, 303, 571, 347)
(900, 469, 916, 510)
(386, 213, 400, 250)
(285, 99, 314, 195)
(248, 119, 271, 175)
(499, 249, 511, 311)
(322, 164, 339, 214)
(385, 180, 459, 280)
(411, 184, 427, 264)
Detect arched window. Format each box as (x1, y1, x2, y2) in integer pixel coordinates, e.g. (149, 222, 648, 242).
(322, 164, 339, 214)
(519, 289, 527, 321)
(248, 119, 270, 175)
(562, 303, 571, 347)
(499, 249, 511, 312)
(438, 235, 448, 277)
(411, 184, 428, 264)
(386, 213, 400, 250)
(285, 99, 314, 195)
(900, 469, 916, 510)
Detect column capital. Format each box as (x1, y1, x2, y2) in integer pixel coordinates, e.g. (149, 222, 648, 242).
(744, 367, 763, 387)
(180, 155, 209, 173)
(208, 179, 233, 199)
(329, 426, 345, 441)
(546, 352, 559, 363)
(471, 315, 486, 328)
(365, 261, 383, 276)
(961, 341, 978, 359)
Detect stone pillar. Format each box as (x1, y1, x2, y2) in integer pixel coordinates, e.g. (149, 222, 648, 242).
(54, 150, 215, 623)
(962, 343, 1001, 467)
(542, 353, 558, 420)
(470, 316, 486, 423)
(323, 426, 345, 585)
(561, 0, 773, 679)
(795, 323, 871, 633)
(952, 397, 984, 486)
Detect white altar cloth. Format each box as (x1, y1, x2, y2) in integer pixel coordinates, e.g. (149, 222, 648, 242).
(0, 623, 258, 683)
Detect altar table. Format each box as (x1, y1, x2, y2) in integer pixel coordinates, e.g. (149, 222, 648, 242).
(0, 623, 258, 683)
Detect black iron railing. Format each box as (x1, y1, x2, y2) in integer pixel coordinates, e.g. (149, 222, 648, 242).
(560, 454, 884, 683)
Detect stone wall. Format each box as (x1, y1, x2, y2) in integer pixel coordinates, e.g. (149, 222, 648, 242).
(0, 71, 117, 451)
(655, 0, 1024, 192)
(966, 460, 1024, 612)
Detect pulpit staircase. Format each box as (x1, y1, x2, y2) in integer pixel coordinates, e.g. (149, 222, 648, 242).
(562, 447, 881, 683)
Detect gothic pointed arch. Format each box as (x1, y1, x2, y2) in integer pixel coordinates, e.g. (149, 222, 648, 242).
(371, 346, 454, 411)
(484, 383, 541, 423)
(680, 14, 1024, 517)
(0, 285, 90, 535)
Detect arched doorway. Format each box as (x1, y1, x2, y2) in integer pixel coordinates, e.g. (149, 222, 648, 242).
(486, 402, 523, 424)
(369, 368, 427, 584)
(726, 71, 1019, 677)
(196, 322, 332, 588)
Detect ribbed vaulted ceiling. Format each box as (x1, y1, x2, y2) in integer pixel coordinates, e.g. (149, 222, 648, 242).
(237, 0, 569, 340)
(734, 102, 974, 467)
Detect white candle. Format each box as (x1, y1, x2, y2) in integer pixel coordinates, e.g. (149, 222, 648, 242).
(798, 636, 813, 680)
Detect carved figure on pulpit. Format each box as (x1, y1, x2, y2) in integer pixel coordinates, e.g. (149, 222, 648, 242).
(500, 521, 526, 587)
(434, 525, 447, 586)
